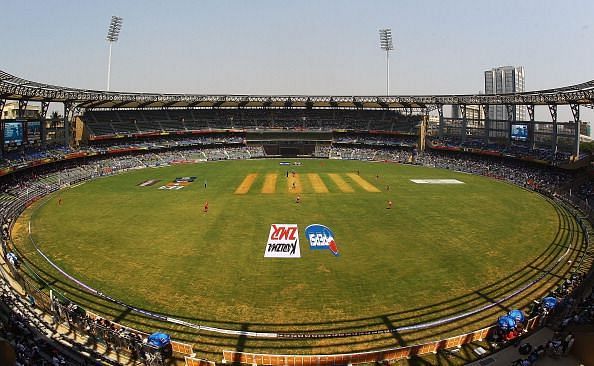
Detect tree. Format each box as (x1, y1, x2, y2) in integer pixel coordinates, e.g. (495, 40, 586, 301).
(579, 141, 594, 154)
(50, 111, 61, 129)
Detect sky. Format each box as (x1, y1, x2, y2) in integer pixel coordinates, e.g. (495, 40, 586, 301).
(2, 0, 593, 123)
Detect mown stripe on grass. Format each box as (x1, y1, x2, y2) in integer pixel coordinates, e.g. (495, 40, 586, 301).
(287, 174, 303, 193)
(234, 173, 258, 194)
(327, 173, 354, 192)
(261, 173, 278, 194)
(307, 173, 329, 193)
(346, 173, 381, 192)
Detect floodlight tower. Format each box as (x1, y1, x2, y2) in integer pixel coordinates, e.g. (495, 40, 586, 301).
(106, 15, 123, 91)
(379, 28, 394, 96)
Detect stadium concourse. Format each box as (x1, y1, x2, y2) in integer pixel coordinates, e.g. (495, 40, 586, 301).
(0, 137, 593, 365)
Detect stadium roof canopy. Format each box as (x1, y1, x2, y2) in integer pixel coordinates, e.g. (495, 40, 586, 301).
(1, 69, 593, 110)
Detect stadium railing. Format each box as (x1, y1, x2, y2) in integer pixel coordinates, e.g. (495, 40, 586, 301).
(220, 318, 541, 366)
(185, 356, 217, 366)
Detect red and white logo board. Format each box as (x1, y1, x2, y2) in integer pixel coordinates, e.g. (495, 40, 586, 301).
(264, 224, 301, 258)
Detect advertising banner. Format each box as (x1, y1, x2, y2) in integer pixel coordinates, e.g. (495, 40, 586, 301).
(305, 224, 340, 256)
(264, 224, 301, 258)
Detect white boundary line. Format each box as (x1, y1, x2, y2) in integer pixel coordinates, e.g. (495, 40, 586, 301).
(22, 166, 580, 339)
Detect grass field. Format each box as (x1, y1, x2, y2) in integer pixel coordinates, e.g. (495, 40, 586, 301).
(11, 158, 586, 359)
(22, 159, 560, 328)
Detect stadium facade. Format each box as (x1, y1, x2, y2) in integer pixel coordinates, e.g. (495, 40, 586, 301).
(0, 69, 592, 161)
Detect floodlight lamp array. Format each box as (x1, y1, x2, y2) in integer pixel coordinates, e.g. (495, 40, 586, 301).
(379, 28, 394, 51)
(106, 16, 123, 42)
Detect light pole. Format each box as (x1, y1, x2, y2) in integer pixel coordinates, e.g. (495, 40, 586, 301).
(106, 16, 123, 91)
(379, 28, 394, 96)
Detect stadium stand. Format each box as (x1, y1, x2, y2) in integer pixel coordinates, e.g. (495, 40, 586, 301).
(81, 109, 422, 136)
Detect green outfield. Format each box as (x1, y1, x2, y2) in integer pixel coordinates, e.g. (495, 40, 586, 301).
(12, 157, 585, 359)
(20, 159, 562, 329)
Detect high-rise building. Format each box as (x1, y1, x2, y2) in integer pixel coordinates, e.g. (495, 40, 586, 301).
(451, 104, 484, 121)
(484, 66, 525, 121)
(451, 105, 485, 136)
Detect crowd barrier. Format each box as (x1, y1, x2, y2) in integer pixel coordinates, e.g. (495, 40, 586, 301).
(222, 316, 541, 366)
(172, 341, 195, 355)
(185, 356, 217, 366)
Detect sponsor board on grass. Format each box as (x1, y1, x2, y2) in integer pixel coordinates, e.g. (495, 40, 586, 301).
(138, 179, 161, 187)
(158, 177, 197, 190)
(158, 183, 185, 190)
(264, 224, 300, 258)
(305, 224, 340, 256)
(279, 162, 302, 166)
(174, 176, 196, 183)
(410, 179, 464, 184)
